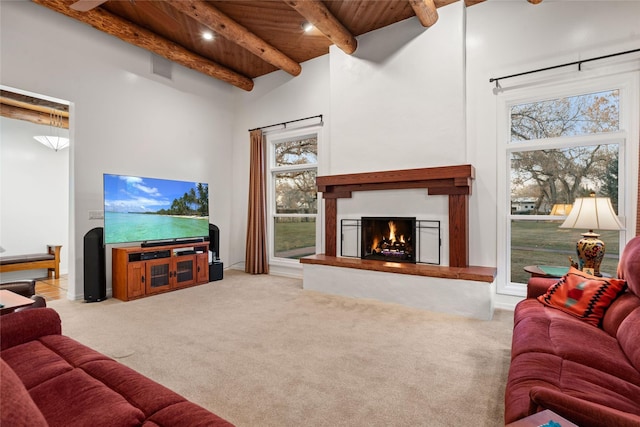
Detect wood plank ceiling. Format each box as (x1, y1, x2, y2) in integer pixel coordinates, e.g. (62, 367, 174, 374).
(4, 0, 543, 125)
(28, 0, 502, 92)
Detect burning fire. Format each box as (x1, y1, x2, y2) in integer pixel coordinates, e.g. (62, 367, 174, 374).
(372, 236, 380, 251)
(371, 221, 407, 253)
(364, 217, 414, 262)
(388, 221, 405, 244)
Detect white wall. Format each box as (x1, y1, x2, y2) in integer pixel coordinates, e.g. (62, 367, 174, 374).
(1, 1, 235, 299)
(0, 116, 69, 280)
(329, 3, 465, 174)
(328, 3, 465, 264)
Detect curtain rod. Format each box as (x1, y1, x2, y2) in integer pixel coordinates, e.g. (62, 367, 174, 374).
(248, 114, 323, 132)
(489, 48, 640, 88)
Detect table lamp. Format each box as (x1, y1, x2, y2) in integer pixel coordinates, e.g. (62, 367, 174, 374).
(559, 193, 623, 276)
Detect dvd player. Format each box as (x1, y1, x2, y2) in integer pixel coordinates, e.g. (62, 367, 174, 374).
(175, 250, 197, 256)
(140, 250, 171, 260)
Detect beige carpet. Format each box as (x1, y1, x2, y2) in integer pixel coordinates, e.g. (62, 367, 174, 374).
(48, 270, 514, 426)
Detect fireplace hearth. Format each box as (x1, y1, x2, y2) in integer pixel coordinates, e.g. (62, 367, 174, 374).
(361, 217, 416, 263)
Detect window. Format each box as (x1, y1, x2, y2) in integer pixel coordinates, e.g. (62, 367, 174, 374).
(268, 131, 319, 262)
(498, 74, 637, 296)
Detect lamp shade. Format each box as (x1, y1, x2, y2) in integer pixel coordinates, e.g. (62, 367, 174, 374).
(559, 196, 623, 231)
(34, 136, 70, 151)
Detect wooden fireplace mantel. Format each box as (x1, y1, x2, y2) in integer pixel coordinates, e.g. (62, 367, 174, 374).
(315, 164, 475, 268)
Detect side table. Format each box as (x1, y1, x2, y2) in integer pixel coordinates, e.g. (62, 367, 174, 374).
(0, 289, 35, 315)
(524, 265, 611, 279)
(524, 265, 569, 278)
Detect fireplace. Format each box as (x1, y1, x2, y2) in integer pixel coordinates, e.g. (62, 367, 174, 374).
(361, 217, 416, 263)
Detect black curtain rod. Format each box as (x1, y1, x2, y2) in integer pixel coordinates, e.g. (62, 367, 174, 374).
(248, 114, 323, 132)
(489, 48, 640, 88)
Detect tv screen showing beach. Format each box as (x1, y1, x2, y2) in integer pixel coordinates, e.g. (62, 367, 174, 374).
(103, 174, 209, 245)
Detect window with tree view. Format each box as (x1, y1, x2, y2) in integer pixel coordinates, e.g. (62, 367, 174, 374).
(270, 134, 318, 260)
(508, 89, 622, 285)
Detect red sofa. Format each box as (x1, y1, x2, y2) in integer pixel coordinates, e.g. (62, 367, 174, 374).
(505, 237, 640, 426)
(0, 308, 234, 427)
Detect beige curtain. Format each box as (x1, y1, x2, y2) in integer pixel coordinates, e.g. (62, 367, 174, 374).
(245, 129, 269, 274)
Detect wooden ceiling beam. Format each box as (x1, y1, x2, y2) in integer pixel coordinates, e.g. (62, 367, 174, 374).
(409, 0, 438, 27)
(31, 0, 254, 91)
(283, 0, 357, 55)
(464, 0, 487, 6)
(1, 90, 69, 128)
(167, 1, 301, 77)
(70, 0, 107, 12)
(0, 90, 69, 116)
(0, 103, 70, 129)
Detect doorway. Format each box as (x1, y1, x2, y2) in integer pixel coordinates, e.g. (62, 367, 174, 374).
(0, 86, 71, 299)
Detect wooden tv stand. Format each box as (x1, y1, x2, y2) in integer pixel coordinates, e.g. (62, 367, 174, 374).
(112, 242, 209, 301)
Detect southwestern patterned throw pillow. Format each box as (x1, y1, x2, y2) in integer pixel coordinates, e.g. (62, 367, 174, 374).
(537, 267, 627, 327)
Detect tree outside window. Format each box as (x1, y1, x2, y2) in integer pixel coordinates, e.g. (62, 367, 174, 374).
(509, 90, 621, 284)
(270, 135, 318, 260)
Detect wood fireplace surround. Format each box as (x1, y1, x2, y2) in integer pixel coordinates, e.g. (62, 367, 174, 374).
(300, 164, 497, 283)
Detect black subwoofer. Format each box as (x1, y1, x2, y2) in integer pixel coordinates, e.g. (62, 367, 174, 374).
(210, 262, 223, 282)
(84, 227, 106, 302)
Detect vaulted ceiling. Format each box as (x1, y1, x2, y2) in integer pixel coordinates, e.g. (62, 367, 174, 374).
(29, 0, 494, 92)
(5, 0, 546, 125)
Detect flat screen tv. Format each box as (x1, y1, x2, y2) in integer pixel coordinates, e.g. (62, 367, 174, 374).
(103, 173, 209, 245)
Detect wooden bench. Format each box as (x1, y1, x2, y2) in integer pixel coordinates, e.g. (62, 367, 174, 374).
(0, 245, 61, 279)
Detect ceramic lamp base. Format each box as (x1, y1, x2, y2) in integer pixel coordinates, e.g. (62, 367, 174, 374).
(576, 232, 605, 277)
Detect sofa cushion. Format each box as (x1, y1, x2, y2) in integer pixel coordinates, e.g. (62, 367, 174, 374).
(81, 359, 186, 417)
(1, 340, 74, 389)
(617, 236, 640, 297)
(617, 307, 640, 372)
(602, 292, 640, 337)
(40, 334, 113, 367)
(537, 267, 626, 327)
(144, 401, 234, 426)
(0, 359, 48, 426)
(30, 368, 145, 427)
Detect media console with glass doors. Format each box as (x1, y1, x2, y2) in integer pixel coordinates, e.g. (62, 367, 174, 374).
(112, 242, 209, 301)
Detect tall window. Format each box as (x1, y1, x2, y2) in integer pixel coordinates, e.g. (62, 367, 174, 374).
(498, 74, 636, 296)
(268, 131, 318, 262)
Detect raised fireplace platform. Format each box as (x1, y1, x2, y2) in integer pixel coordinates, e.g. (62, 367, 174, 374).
(301, 255, 497, 320)
(301, 255, 496, 282)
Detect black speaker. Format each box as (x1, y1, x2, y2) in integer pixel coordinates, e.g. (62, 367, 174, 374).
(84, 227, 106, 302)
(208, 223, 220, 259)
(208, 224, 222, 281)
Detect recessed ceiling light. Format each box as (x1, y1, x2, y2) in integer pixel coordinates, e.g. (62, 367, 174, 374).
(301, 22, 314, 33)
(202, 31, 214, 41)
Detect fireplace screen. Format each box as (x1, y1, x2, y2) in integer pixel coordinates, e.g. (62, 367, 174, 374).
(361, 217, 416, 263)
